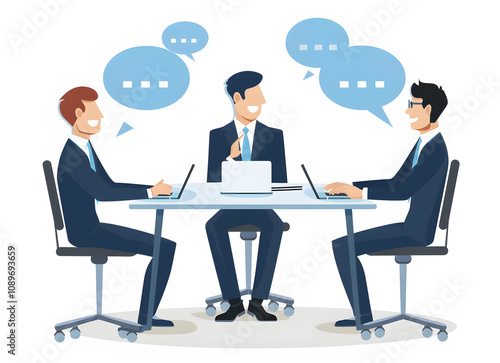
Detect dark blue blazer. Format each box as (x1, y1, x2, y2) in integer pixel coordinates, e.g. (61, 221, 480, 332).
(57, 139, 152, 242)
(354, 133, 448, 244)
(207, 121, 287, 183)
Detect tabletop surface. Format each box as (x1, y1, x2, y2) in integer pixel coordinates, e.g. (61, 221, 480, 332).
(129, 183, 377, 210)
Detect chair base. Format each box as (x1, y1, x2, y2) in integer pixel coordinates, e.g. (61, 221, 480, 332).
(362, 312, 447, 331)
(55, 313, 143, 332)
(355, 312, 448, 341)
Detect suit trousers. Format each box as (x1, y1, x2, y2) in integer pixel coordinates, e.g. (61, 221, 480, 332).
(332, 222, 425, 318)
(206, 210, 283, 301)
(73, 223, 176, 324)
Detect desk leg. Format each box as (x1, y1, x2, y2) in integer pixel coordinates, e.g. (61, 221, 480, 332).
(344, 209, 362, 330)
(144, 209, 164, 331)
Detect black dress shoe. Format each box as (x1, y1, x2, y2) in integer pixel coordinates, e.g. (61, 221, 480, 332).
(215, 301, 245, 322)
(335, 314, 373, 327)
(247, 301, 277, 321)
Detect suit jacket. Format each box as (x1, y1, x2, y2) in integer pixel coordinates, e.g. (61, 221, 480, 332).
(207, 120, 287, 183)
(354, 133, 448, 244)
(57, 139, 152, 242)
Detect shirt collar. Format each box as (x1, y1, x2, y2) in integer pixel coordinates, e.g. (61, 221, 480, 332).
(68, 133, 90, 152)
(233, 118, 257, 134)
(419, 128, 440, 149)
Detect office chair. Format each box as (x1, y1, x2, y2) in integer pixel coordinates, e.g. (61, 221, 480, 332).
(205, 223, 295, 317)
(43, 161, 142, 343)
(361, 160, 460, 342)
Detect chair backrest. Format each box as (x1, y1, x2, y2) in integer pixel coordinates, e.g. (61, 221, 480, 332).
(438, 160, 460, 231)
(43, 160, 64, 231)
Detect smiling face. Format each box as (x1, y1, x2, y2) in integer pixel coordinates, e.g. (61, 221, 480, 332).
(405, 97, 433, 132)
(233, 85, 266, 124)
(73, 100, 103, 138)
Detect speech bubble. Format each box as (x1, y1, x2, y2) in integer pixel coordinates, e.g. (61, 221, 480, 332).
(286, 18, 405, 126)
(319, 46, 405, 126)
(286, 18, 349, 69)
(162, 21, 209, 61)
(103, 46, 189, 111)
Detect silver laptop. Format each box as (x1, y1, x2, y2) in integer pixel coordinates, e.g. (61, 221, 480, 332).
(220, 161, 272, 194)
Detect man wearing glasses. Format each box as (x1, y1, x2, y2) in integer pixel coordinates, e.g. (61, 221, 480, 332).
(324, 81, 449, 327)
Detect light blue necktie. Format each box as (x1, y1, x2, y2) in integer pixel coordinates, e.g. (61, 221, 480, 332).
(87, 142, 98, 204)
(242, 127, 251, 161)
(87, 141, 96, 172)
(412, 137, 422, 168)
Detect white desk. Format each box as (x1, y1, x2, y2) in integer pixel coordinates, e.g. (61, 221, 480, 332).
(129, 183, 377, 332)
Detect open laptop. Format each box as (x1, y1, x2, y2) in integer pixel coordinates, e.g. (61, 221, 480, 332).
(301, 164, 350, 200)
(220, 161, 272, 194)
(155, 164, 195, 199)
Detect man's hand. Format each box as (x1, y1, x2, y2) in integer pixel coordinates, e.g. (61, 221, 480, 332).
(228, 134, 245, 159)
(324, 182, 363, 199)
(150, 179, 173, 197)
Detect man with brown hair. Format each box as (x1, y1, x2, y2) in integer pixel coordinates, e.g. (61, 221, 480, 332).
(57, 86, 176, 327)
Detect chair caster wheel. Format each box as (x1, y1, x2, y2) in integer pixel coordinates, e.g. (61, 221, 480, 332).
(268, 301, 279, 312)
(118, 327, 128, 339)
(126, 331, 138, 343)
(374, 326, 385, 338)
(220, 301, 230, 312)
(70, 327, 81, 339)
(422, 326, 433, 338)
(54, 331, 65, 343)
(361, 329, 372, 341)
(437, 330, 448, 342)
(205, 305, 216, 317)
(284, 305, 295, 317)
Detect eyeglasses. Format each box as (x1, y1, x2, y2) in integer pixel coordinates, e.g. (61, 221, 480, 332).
(408, 100, 423, 108)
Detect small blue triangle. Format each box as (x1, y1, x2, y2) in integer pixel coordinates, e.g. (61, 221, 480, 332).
(303, 71, 314, 80)
(116, 122, 133, 137)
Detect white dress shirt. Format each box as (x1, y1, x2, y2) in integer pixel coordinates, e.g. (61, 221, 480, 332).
(68, 134, 153, 198)
(227, 118, 257, 161)
(361, 128, 441, 199)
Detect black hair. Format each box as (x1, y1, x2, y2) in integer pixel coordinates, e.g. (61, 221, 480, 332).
(225, 71, 263, 103)
(410, 81, 448, 123)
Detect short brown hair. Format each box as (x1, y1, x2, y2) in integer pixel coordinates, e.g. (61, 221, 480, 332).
(59, 87, 98, 126)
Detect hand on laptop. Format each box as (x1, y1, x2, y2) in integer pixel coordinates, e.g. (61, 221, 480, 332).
(150, 179, 173, 197)
(324, 182, 362, 199)
(228, 134, 245, 159)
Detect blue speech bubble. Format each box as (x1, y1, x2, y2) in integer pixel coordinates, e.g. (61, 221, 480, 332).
(103, 46, 190, 111)
(286, 18, 349, 69)
(319, 46, 405, 126)
(162, 21, 208, 60)
(286, 18, 405, 126)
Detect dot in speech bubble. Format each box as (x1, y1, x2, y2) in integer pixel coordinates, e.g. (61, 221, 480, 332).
(103, 46, 190, 111)
(162, 21, 208, 61)
(318, 46, 405, 126)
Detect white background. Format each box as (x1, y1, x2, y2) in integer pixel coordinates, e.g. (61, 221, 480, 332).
(1, 0, 499, 362)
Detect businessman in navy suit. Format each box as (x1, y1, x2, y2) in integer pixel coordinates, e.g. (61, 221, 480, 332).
(206, 71, 287, 321)
(57, 86, 176, 327)
(325, 81, 449, 326)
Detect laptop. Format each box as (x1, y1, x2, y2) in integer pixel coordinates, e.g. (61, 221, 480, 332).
(301, 164, 350, 200)
(155, 164, 195, 199)
(220, 161, 272, 194)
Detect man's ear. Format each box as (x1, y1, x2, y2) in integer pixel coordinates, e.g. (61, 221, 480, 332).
(424, 104, 432, 115)
(233, 92, 242, 103)
(75, 108, 83, 119)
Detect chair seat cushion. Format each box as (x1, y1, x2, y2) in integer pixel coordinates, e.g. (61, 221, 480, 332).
(56, 247, 136, 257)
(369, 246, 448, 256)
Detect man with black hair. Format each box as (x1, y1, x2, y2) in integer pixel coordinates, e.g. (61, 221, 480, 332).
(325, 81, 449, 327)
(206, 71, 287, 322)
